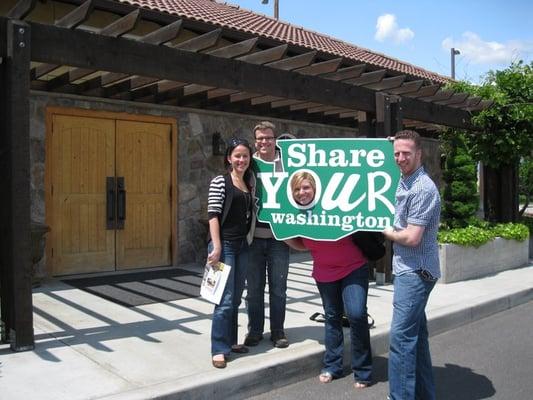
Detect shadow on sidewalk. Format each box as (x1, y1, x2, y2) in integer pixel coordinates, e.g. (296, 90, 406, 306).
(365, 356, 495, 399)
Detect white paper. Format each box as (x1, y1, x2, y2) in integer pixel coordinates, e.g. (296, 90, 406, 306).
(200, 261, 231, 305)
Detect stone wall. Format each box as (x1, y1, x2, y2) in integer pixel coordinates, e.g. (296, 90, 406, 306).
(29, 92, 363, 274)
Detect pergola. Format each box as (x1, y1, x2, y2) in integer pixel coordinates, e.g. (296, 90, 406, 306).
(0, 0, 491, 351)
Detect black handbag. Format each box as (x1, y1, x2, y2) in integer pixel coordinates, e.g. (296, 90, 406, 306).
(351, 231, 386, 261)
(310, 312, 375, 329)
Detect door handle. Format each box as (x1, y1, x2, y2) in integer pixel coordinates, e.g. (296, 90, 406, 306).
(117, 177, 126, 230)
(106, 177, 116, 230)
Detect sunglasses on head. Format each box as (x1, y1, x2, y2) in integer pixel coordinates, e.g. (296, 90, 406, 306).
(227, 137, 250, 147)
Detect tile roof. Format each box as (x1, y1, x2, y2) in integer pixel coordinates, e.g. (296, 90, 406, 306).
(118, 0, 450, 84)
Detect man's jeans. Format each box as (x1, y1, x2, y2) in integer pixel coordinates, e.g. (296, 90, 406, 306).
(389, 271, 437, 400)
(316, 265, 372, 384)
(210, 239, 249, 356)
(246, 238, 289, 337)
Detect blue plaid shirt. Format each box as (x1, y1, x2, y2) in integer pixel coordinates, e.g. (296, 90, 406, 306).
(392, 166, 441, 278)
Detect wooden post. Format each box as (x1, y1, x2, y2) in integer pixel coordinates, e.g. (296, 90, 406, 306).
(0, 19, 34, 351)
(357, 111, 377, 280)
(357, 110, 376, 138)
(483, 163, 519, 223)
(374, 93, 402, 284)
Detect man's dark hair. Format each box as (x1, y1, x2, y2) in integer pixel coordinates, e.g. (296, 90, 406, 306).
(394, 130, 421, 150)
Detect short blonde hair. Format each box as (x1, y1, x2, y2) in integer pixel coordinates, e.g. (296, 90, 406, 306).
(290, 171, 316, 195)
(253, 121, 276, 137)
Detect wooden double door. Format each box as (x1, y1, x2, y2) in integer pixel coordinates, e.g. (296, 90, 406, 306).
(47, 113, 173, 276)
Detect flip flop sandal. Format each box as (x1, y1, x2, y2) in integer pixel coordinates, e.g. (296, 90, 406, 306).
(319, 371, 333, 383)
(309, 312, 326, 323)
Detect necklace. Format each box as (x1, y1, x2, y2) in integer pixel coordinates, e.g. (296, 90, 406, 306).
(244, 191, 251, 222)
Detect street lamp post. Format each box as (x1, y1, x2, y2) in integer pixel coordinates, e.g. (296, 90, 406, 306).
(451, 47, 460, 80)
(261, 0, 279, 20)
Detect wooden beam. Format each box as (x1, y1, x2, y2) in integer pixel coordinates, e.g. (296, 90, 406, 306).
(320, 64, 366, 81)
(323, 107, 352, 116)
(31, 0, 94, 79)
(290, 102, 321, 111)
(435, 92, 469, 106)
(339, 111, 358, 119)
(466, 99, 493, 112)
(80, 20, 183, 94)
(419, 89, 454, 102)
(55, 0, 92, 29)
(449, 95, 482, 109)
(218, 45, 291, 103)
(140, 19, 183, 45)
(207, 37, 258, 58)
(180, 38, 260, 98)
(307, 105, 341, 114)
(387, 79, 424, 95)
(173, 28, 221, 52)
(404, 84, 440, 98)
(34, 7, 140, 80)
(251, 95, 284, 105)
(237, 44, 288, 64)
(0, 19, 34, 351)
(183, 84, 214, 96)
(230, 92, 261, 103)
(295, 58, 343, 76)
(99, 9, 140, 37)
(207, 88, 237, 99)
(26, 20, 473, 128)
(266, 51, 316, 70)
(7, 0, 37, 19)
(157, 80, 187, 93)
(365, 75, 406, 90)
(271, 99, 304, 108)
(345, 69, 387, 85)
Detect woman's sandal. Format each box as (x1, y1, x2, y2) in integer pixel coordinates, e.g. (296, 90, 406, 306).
(354, 382, 369, 389)
(212, 355, 226, 369)
(319, 371, 333, 383)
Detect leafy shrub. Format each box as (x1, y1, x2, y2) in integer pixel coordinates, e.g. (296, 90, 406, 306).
(438, 226, 494, 247)
(439, 222, 529, 247)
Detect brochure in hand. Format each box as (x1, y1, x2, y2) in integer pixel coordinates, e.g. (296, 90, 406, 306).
(200, 261, 231, 305)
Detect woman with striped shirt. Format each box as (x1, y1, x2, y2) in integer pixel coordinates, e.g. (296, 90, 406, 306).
(207, 137, 256, 369)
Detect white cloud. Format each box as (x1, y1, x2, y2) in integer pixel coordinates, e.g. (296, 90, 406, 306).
(442, 32, 533, 65)
(375, 14, 414, 44)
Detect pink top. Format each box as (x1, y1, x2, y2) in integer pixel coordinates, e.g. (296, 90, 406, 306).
(302, 236, 367, 283)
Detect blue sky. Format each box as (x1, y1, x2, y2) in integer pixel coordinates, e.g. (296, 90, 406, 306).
(226, 0, 533, 84)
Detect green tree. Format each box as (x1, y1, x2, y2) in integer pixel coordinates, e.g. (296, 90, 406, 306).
(446, 61, 533, 222)
(464, 61, 533, 168)
(441, 133, 479, 228)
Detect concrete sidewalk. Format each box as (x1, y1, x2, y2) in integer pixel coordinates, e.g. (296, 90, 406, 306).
(1, 254, 532, 400)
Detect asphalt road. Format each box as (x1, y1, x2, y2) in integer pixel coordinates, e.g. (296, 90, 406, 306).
(246, 301, 533, 400)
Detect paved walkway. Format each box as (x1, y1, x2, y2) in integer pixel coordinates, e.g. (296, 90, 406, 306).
(1, 253, 532, 400)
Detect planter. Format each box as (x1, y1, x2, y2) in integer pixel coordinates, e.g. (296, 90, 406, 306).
(439, 237, 529, 284)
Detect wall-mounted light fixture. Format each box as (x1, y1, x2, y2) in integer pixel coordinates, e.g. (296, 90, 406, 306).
(212, 132, 226, 156)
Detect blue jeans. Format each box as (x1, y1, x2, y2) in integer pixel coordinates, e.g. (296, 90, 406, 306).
(315, 265, 372, 383)
(210, 239, 249, 356)
(246, 238, 289, 336)
(389, 271, 437, 400)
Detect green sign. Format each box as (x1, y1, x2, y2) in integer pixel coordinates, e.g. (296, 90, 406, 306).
(254, 138, 400, 241)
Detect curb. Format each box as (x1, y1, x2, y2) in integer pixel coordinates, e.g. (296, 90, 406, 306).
(99, 287, 533, 400)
